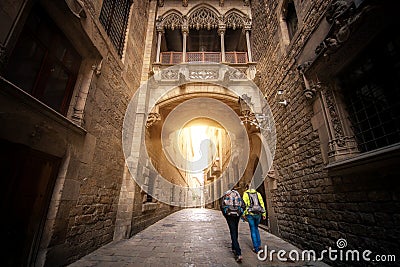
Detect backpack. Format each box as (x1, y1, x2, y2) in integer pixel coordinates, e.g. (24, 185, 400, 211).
(247, 192, 265, 215)
(221, 190, 244, 217)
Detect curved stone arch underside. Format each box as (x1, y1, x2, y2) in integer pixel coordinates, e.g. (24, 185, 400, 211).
(248, 132, 273, 189)
(156, 84, 239, 108)
(123, 63, 275, 207)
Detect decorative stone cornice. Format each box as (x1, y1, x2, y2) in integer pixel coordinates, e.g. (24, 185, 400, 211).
(157, 0, 251, 7)
(315, 0, 369, 58)
(300, 1, 380, 84)
(158, 7, 251, 31)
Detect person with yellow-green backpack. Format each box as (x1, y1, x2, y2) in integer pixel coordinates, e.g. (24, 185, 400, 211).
(242, 184, 267, 253)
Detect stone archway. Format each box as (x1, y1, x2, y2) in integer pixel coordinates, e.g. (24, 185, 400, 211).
(116, 63, 276, 238)
(247, 133, 279, 235)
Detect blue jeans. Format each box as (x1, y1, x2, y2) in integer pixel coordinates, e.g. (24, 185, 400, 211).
(225, 215, 241, 256)
(247, 214, 262, 251)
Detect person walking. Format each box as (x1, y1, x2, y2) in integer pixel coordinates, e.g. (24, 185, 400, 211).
(220, 183, 245, 262)
(242, 184, 267, 253)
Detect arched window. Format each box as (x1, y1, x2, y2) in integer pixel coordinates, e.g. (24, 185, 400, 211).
(285, 0, 298, 40)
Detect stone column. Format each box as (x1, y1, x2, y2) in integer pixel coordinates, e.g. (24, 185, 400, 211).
(72, 60, 99, 125)
(244, 24, 253, 62)
(319, 85, 359, 162)
(218, 24, 226, 62)
(156, 21, 164, 63)
(182, 24, 189, 62)
(181, 19, 189, 62)
(156, 31, 163, 63)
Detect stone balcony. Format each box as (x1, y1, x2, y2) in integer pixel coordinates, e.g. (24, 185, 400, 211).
(160, 51, 248, 64)
(153, 51, 256, 80)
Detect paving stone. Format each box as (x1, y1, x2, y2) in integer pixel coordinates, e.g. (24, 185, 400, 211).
(68, 209, 330, 267)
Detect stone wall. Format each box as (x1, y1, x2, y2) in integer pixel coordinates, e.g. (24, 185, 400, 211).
(60, 0, 179, 264)
(0, 0, 180, 266)
(43, 0, 155, 265)
(251, 0, 400, 265)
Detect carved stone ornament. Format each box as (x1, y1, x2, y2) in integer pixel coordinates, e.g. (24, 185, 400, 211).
(161, 69, 179, 80)
(163, 12, 183, 30)
(326, 0, 350, 24)
(315, 0, 364, 58)
(323, 88, 345, 147)
(297, 61, 319, 99)
(178, 72, 188, 85)
(217, 24, 226, 36)
(156, 16, 164, 33)
(146, 113, 161, 128)
(224, 12, 245, 30)
(228, 68, 247, 79)
(189, 69, 218, 79)
(239, 94, 253, 109)
(188, 7, 219, 30)
(181, 16, 189, 34)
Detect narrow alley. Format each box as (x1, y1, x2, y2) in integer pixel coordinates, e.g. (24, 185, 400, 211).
(68, 209, 329, 267)
(1, 1, 399, 266)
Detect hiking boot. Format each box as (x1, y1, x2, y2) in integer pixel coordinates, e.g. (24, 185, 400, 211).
(236, 255, 243, 262)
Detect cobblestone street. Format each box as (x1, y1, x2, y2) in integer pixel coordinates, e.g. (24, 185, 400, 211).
(69, 208, 329, 267)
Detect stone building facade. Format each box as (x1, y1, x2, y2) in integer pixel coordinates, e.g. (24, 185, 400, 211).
(0, 0, 399, 266)
(0, 0, 178, 266)
(251, 0, 400, 264)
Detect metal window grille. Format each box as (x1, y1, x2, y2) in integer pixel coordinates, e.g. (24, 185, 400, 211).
(341, 34, 400, 152)
(99, 0, 132, 57)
